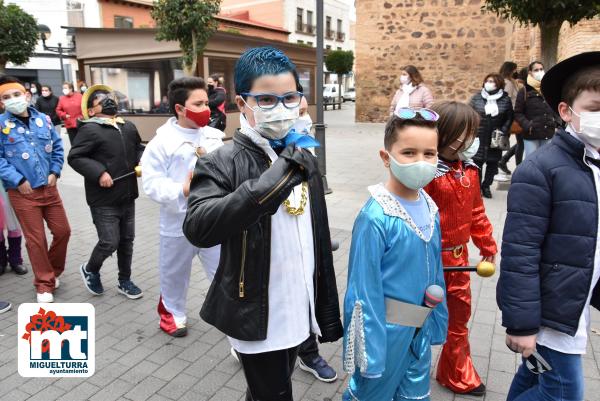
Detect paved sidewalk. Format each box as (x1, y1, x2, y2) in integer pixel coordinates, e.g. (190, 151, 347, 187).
(0, 103, 599, 400)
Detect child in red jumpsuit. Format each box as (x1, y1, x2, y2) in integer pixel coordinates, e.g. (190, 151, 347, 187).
(424, 101, 497, 397)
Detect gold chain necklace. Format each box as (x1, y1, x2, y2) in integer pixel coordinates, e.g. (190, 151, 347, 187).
(283, 182, 308, 215)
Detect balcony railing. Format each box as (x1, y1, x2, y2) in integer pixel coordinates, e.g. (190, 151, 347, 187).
(336, 31, 345, 41)
(326, 29, 335, 40)
(297, 23, 316, 35)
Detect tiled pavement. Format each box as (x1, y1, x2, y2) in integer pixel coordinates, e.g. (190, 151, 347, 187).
(1, 103, 599, 401)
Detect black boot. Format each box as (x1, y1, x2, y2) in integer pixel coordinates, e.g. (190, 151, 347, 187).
(8, 236, 26, 275)
(498, 161, 512, 175)
(0, 240, 6, 275)
(482, 187, 493, 199)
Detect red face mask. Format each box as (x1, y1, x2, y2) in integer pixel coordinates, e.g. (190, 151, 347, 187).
(184, 107, 211, 128)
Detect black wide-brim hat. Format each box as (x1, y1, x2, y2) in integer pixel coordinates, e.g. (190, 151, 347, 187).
(541, 51, 600, 113)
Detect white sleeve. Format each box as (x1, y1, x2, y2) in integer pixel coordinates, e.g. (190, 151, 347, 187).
(140, 140, 187, 214)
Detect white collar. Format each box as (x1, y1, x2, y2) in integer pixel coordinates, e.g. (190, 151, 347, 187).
(368, 183, 438, 242)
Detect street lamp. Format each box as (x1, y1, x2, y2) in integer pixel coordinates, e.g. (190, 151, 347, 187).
(37, 24, 75, 82)
(315, 0, 331, 194)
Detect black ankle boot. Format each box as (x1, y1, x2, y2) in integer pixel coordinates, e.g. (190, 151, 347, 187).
(8, 236, 26, 275)
(0, 240, 6, 275)
(482, 187, 493, 199)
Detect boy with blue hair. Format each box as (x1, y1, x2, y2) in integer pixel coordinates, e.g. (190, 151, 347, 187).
(183, 47, 343, 400)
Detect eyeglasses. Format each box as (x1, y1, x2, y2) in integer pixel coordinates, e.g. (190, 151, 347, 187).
(241, 91, 303, 110)
(394, 107, 439, 122)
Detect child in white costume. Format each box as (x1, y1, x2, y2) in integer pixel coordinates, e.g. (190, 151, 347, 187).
(142, 77, 223, 337)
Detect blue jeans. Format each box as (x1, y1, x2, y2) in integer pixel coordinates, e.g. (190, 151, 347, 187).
(524, 139, 550, 159)
(507, 344, 584, 401)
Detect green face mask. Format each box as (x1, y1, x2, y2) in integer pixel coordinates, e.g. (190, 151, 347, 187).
(388, 152, 437, 190)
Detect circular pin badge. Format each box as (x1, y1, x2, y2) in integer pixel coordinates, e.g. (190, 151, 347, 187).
(22, 152, 30, 160)
(6, 121, 15, 128)
(45, 144, 52, 153)
(17, 127, 25, 134)
(2, 127, 9, 135)
(45, 115, 51, 123)
(8, 137, 14, 143)
(35, 118, 44, 127)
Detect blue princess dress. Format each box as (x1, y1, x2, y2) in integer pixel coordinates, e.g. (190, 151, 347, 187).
(343, 184, 448, 401)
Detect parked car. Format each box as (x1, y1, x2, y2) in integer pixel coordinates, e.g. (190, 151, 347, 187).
(323, 84, 340, 103)
(343, 87, 356, 102)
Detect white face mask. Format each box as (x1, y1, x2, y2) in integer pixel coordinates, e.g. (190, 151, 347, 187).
(246, 101, 300, 140)
(297, 114, 313, 133)
(484, 82, 497, 93)
(533, 71, 545, 82)
(400, 75, 410, 85)
(458, 137, 480, 161)
(3, 96, 29, 115)
(30, 87, 37, 94)
(571, 108, 600, 148)
(388, 153, 438, 190)
(80, 86, 87, 92)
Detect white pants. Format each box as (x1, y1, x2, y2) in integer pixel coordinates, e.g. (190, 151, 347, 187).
(158, 235, 220, 325)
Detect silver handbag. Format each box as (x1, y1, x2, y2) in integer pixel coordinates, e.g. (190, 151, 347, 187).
(490, 129, 510, 150)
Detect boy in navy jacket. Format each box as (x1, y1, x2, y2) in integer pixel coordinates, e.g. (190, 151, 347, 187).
(498, 52, 600, 401)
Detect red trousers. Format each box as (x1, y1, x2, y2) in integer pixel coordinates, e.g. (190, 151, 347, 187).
(8, 186, 70, 293)
(436, 250, 482, 393)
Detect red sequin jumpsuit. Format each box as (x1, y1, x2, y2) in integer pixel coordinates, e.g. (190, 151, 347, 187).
(424, 160, 497, 393)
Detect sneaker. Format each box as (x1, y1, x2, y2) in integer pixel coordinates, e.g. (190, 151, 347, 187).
(117, 280, 143, 300)
(230, 347, 240, 363)
(298, 355, 338, 382)
(11, 263, 27, 275)
(37, 292, 54, 303)
(55, 278, 60, 289)
(0, 300, 11, 314)
(498, 161, 512, 175)
(169, 323, 187, 337)
(80, 263, 104, 295)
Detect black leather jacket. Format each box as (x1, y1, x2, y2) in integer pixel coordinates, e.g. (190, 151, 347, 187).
(183, 130, 343, 343)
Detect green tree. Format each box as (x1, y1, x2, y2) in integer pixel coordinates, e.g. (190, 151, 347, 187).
(484, 0, 600, 67)
(151, 0, 222, 76)
(325, 50, 354, 104)
(0, 0, 39, 74)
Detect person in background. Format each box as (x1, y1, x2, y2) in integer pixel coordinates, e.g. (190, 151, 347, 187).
(389, 65, 434, 115)
(79, 81, 88, 94)
(498, 61, 524, 175)
(68, 85, 145, 300)
(207, 74, 227, 131)
(56, 81, 83, 145)
(35, 85, 60, 126)
(469, 73, 513, 199)
(27, 82, 41, 106)
(514, 61, 561, 158)
(0, 75, 70, 303)
(498, 51, 600, 401)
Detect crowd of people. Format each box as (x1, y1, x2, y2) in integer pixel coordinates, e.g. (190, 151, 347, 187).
(0, 46, 599, 401)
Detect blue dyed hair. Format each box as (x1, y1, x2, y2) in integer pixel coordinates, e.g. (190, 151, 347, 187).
(234, 47, 299, 95)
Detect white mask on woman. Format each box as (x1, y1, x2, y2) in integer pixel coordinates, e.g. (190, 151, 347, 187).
(400, 75, 410, 85)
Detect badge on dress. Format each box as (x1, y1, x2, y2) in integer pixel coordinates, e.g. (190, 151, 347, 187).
(22, 152, 30, 160)
(6, 121, 15, 129)
(8, 137, 14, 143)
(2, 127, 9, 135)
(35, 118, 44, 127)
(17, 127, 25, 134)
(45, 144, 52, 153)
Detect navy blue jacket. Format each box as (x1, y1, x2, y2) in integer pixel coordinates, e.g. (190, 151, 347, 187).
(498, 130, 600, 336)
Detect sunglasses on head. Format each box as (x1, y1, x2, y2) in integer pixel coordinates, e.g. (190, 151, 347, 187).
(394, 107, 439, 122)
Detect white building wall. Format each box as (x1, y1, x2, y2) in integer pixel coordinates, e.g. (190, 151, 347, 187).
(5, 0, 101, 88)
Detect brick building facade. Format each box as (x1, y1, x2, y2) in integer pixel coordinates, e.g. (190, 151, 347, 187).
(355, 0, 600, 122)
